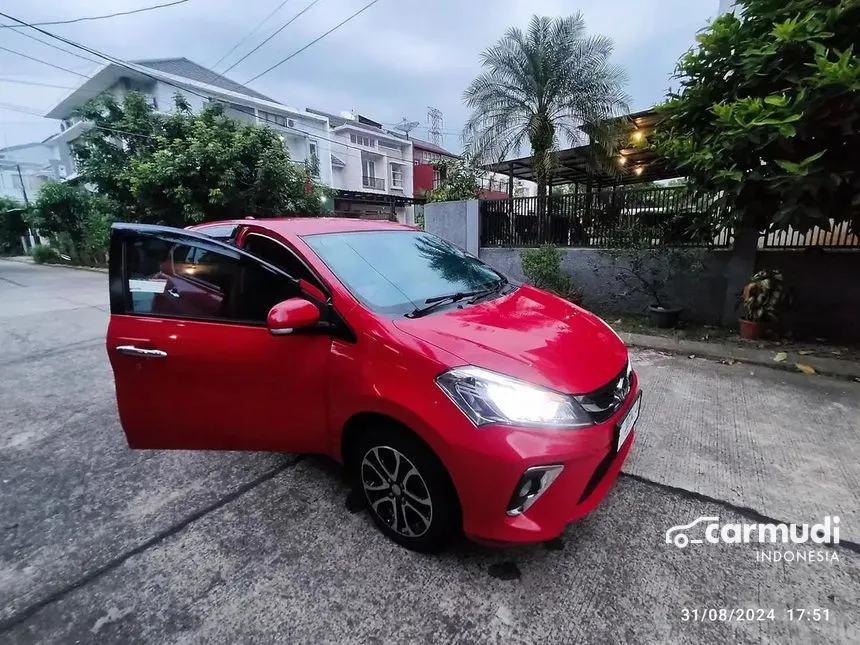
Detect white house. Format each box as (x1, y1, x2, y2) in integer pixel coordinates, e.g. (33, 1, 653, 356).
(0, 141, 61, 203)
(44, 57, 332, 189)
(306, 109, 414, 223)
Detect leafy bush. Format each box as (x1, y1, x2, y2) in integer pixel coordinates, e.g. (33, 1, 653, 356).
(27, 182, 115, 266)
(0, 197, 29, 255)
(424, 158, 481, 203)
(31, 245, 60, 264)
(520, 245, 577, 298)
(742, 269, 788, 322)
(652, 0, 860, 236)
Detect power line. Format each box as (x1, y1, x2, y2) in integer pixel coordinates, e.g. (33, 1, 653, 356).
(244, 0, 381, 84)
(0, 1, 191, 29)
(0, 78, 120, 96)
(0, 10, 411, 160)
(0, 78, 81, 91)
(7, 26, 104, 66)
(0, 45, 88, 77)
(212, 0, 292, 71)
(0, 101, 48, 117)
(222, 0, 322, 75)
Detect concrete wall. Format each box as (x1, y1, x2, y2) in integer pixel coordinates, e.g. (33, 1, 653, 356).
(479, 247, 732, 324)
(425, 200, 479, 255)
(756, 249, 860, 342)
(424, 198, 860, 341)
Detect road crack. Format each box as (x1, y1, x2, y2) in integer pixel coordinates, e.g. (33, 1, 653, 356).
(620, 472, 860, 554)
(0, 456, 303, 635)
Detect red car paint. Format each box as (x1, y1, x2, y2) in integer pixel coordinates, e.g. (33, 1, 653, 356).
(107, 218, 639, 545)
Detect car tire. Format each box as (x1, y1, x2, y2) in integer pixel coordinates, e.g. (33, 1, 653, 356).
(351, 425, 460, 553)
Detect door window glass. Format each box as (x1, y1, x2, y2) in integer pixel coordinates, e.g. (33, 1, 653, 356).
(125, 235, 297, 323)
(242, 234, 320, 287)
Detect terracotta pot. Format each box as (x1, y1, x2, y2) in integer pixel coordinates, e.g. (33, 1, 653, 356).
(738, 318, 762, 340)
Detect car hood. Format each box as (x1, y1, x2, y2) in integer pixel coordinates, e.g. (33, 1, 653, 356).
(393, 285, 628, 394)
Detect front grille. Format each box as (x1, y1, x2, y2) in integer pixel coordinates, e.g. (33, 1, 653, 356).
(575, 362, 631, 423)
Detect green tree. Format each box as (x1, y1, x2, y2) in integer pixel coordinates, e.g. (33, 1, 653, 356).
(0, 197, 29, 255)
(72, 92, 329, 227)
(28, 182, 114, 264)
(424, 158, 481, 203)
(462, 14, 629, 202)
(652, 0, 860, 235)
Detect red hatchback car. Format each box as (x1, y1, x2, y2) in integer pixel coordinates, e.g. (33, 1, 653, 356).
(107, 218, 641, 552)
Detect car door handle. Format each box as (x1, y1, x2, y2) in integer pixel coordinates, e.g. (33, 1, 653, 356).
(166, 288, 181, 299)
(115, 345, 168, 359)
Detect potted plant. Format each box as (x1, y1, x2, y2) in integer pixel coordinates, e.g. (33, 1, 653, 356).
(520, 244, 584, 306)
(595, 239, 704, 329)
(739, 269, 787, 339)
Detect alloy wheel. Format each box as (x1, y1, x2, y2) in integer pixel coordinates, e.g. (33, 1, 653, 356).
(360, 445, 434, 538)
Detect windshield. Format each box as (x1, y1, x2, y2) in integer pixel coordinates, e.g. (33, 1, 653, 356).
(303, 230, 504, 315)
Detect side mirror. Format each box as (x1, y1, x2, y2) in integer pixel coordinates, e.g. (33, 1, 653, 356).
(298, 278, 327, 304)
(267, 298, 320, 335)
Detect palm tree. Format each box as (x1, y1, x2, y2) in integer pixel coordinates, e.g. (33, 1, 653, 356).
(462, 14, 629, 202)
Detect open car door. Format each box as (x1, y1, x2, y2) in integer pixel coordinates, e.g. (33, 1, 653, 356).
(106, 223, 332, 453)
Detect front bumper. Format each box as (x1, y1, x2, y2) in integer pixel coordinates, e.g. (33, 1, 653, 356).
(448, 379, 641, 545)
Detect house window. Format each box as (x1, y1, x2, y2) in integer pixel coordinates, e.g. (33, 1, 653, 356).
(433, 168, 442, 188)
(350, 133, 376, 147)
(362, 159, 375, 178)
(390, 164, 403, 189)
(259, 111, 287, 127)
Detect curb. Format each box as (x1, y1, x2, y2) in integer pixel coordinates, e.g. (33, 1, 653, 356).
(620, 332, 860, 381)
(1, 257, 107, 274)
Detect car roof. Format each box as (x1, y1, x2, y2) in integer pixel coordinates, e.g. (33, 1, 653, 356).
(193, 217, 417, 237)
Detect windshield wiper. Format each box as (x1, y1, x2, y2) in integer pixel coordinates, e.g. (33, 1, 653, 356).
(467, 277, 509, 303)
(406, 278, 509, 318)
(405, 289, 488, 318)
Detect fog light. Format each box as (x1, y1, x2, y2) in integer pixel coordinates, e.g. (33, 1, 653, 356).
(506, 465, 564, 516)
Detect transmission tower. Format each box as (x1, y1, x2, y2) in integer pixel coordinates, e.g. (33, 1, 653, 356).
(427, 106, 443, 146)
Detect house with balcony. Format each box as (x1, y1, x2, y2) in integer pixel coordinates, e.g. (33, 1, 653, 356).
(0, 140, 61, 203)
(43, 57, 331, 188)
(307, 109, 414, 223)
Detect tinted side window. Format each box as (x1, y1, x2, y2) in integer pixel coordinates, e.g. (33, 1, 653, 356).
(126, 235, 297, 323)
(195, 224, 239, 244)
(243, 234, 317, 286)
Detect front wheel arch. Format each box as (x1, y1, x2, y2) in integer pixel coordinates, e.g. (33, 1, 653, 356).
(340, 412, 462, 524)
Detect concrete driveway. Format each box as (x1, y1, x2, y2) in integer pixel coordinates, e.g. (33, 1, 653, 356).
(1, 259, 858, 644)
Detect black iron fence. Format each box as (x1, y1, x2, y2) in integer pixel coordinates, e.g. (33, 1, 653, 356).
(479, 186, 859, 250)
(480, 186, 732, 249)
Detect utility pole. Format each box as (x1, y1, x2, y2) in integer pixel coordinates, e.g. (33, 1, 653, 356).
(427, 107, 443, 146)
(16, 164, 29, 205)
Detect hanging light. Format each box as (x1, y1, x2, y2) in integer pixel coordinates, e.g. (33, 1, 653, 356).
(618, 155, 627, 166)
(633, 166, 644, 176)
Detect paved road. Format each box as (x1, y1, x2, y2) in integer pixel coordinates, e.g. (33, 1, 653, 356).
(1, 259, 858, 644)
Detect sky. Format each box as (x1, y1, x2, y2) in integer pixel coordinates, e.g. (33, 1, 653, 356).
(0, 0, 718, 151)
